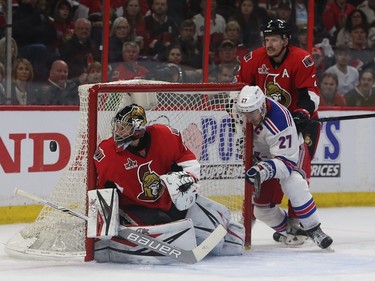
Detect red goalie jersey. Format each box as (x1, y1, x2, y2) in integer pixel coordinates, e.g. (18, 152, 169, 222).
(94, 124, 199, 212)
(234, 45, 320, 117)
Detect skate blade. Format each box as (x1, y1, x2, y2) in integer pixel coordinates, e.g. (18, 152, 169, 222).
(322, 245, 335, 253)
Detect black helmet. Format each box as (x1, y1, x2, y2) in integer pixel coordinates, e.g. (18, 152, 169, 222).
(111, 104, 147, 151)
(263, 19, 291, 40)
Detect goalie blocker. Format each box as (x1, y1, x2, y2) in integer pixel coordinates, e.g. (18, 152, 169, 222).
(88, 188, 245, 264)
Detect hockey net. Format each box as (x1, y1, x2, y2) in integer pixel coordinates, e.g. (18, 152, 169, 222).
(5, 79, 253, 261)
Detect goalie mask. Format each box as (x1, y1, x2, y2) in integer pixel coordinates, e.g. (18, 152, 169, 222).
(236, 85, 266, 126)
(112, 104, 147, 151)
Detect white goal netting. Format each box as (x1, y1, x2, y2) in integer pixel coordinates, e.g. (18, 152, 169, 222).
(5, 80, 249, 260)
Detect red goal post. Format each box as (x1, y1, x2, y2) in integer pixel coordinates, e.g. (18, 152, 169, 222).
(5, 80, 254, 261)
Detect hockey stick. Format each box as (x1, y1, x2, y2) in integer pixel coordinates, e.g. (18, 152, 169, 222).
(14, 188, 227, 264)
(253, 172, 261, 198)
(312, 113, 375, 123)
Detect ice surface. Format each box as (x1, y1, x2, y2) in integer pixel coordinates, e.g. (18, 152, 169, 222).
(1, 207, 375, 281)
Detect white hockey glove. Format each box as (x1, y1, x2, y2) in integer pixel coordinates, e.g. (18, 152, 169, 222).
(160, 171, 199, 211)
(245, 161, 275, 197)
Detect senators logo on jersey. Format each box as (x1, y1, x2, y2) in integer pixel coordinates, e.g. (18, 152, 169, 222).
(137, 161, 165, 202)
(264, 74, 292, 108)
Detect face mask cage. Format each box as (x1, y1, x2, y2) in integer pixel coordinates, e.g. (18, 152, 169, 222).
(111, 116, 146, 151)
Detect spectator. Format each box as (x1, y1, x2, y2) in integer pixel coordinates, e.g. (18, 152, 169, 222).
(229, 0, 268, 51)
(110, 41, 149, 81)
(214, 39, 239, 66)
(210, 40, 239, 83)
(216, 63, 235, 83)
(12, 0, 57, 82)
(349, 24, 370, 50)
(192, 0, 226, 58)
(274, 2, 300, 46)
(35, 59, 80, 105)
(322, 0, 355, 40)
(59, 18, 101, 80)
(296, 25, 308, 50)
(357, 0, 375, 25)
(0, 37, 18, 66)
(144, 0, 179, 57)
(318, 72, 347, 106)
(223, 20, 249, 61)
(345, 69, 375, 106)
(312, 47, 334, 80)
(258, 0, 282, 19)
(335, 9, 368, 47)
(122, 0, 150, 17)
(172, 19, 203, 69)
(51, 0, 75, 55)
(146, 62, 184, 83)
(166, 0, 190, 25)
(108, 17, 133, 64)
(123, 0, 147, 47)
(324, 46, 359, 95)
(163, 44, 201, 82)
(72, 0, 101, 20)
(10, 58, 37, 105)
(347, 24, 375, 71)
(293, 0, 308, 29)
(86, 61, 102, 84)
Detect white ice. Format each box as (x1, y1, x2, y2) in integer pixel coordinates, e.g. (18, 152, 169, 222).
(1, 207, 375, 281)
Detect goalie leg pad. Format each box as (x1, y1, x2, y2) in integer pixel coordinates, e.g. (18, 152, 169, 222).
(94, 219, 197, 264)
(219, 221, 245, 256)
(87, 188, 119, 239)
(186, 195, 241, 256)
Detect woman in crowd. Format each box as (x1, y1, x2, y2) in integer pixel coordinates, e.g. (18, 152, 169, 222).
(10, 58, 37, 105)
(109, 17, 134, 64)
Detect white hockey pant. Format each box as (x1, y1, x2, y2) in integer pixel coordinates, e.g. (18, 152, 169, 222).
(280, 171, 320, 230)
(186, 195, 245, 256)
(254, 171, 321, 232)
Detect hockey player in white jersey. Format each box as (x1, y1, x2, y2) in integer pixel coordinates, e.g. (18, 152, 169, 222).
(236, 85, 333, 249)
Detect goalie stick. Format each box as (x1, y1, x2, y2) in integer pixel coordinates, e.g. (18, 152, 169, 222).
(14, 188, 227, 264)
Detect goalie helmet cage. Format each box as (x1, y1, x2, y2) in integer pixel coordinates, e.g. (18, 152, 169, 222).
(5, 80, 253, 261)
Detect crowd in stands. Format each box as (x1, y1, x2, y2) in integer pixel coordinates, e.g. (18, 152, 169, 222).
(0, 0, 374, 107)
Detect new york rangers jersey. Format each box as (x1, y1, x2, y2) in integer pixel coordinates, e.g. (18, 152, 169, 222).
(253, 97, 303, 179)
(94, 124, 200, 211)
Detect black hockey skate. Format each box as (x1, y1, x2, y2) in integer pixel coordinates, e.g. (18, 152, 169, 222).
(306, 224, 333, 249)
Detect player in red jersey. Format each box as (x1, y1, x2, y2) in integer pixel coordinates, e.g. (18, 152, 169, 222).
(93, 103, 244, 263)
(234, 19, 321, 244)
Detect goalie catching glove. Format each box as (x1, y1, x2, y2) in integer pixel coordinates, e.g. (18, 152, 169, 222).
(160, 171, 198, 211)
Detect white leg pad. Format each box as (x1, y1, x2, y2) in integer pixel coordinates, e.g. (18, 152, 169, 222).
(220, 221, 245, 256)
(186, 195, 244, 256)
(87, 188, 119, 239)
(95, 218, 197, 264)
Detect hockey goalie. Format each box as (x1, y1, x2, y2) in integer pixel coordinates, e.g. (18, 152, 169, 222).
(89, 103, 245, 264)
